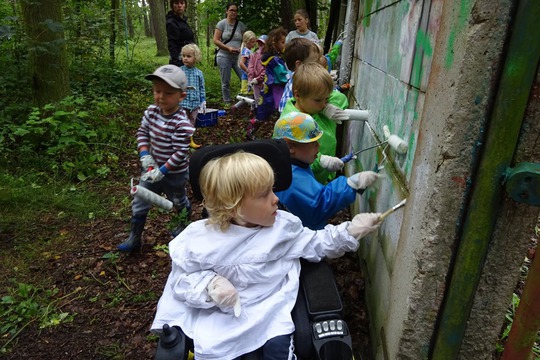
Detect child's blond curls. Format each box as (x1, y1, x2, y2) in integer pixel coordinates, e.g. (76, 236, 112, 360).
(200, 152, 274, 231)
(181, 43, 202, 64)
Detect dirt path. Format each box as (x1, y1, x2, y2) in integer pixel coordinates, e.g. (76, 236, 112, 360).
(3, 107, 371, 359)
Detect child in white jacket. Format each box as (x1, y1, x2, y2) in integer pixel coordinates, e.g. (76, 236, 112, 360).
(151, 151, 381, 360)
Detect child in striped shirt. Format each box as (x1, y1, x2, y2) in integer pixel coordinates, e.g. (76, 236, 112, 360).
(117, 64, 194, 253)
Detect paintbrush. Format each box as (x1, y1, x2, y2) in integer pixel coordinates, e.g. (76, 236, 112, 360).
(378, 198, 407, 221)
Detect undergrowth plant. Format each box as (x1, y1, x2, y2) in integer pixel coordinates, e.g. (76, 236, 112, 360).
(0, 282, 78, 354)
(496, 224, 540, 357)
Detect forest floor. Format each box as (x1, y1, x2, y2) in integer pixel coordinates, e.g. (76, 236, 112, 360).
(1, 105, 372, 359)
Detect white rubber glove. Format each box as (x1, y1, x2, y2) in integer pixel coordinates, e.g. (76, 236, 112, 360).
(206, 275, 241, 317)
(347, 171, 381, 190)
(250, 78, 258, 86)
(320, 155, 344, 172)
(347, 213, 381, 239)
(140, 154, 157, 170)
(199, 101, 207, 114)
(141, 168, 165, 183)
(322, 104, 350, 124)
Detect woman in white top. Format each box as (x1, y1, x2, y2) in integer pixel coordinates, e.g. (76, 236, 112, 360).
(213, 2, 247, 105)
(151, 151, 381, 360)
(285, 9, 320, 44)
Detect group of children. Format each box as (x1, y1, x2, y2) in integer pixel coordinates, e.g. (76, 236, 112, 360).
(117, 8, 385, 360)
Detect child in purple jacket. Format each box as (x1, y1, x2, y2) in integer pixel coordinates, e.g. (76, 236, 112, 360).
(247, 27, 288, 140)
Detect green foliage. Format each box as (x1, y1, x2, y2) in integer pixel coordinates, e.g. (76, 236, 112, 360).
(238, 0, 283, 33)
(132, 290, 158, 303)
(198, 0, 282, 37)
(496, 256, 540, 357)
(1, 96, 124, 181)
(1, 282, 75, 354)
(168, 207, 192, 234)
(496, 293, 520, 353)
(0, 171, 118, 258)
(153, 244, 170, 254)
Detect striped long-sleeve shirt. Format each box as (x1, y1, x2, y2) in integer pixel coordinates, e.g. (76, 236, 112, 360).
(137, 105, 194, 174)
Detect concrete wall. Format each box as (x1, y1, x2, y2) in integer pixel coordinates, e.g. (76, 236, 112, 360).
(339, 0, 540, 359)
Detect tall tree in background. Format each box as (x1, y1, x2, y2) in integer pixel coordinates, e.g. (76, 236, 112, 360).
(20, 0, 70, 106)
(281, 0, 293, 31)
(305, 0, 317, 33)
(148, 0, 168, 55)
(141, 0, 152, 36)
(187, 0, 197, 39)
(109, 0, 118, 60)
(323, 0, 339, 52)
(127, 0, 135, 37)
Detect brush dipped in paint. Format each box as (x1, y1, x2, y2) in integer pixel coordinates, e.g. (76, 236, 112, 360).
(378, 198, 407, 221)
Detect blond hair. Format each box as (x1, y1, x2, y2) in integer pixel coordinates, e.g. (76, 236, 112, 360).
(200, 152, 274, 231)
(292, 62, 334, 98)
(242, 30, 257, 45)
(181, 43, 202, 64)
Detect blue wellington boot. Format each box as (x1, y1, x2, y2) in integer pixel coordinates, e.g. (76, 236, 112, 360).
(117, 215, 146, 252)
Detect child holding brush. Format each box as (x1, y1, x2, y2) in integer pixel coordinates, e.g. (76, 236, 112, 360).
(273, 111, 380, 230)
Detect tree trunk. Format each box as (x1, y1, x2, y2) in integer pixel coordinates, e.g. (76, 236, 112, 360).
(142, 0, 152, 37)
(148, 0, 168, 56)
(281, 0, 293, 31)
(20, 0, 70, 107)
(127, 0, 134, 37)
(110, 0, 118, 61)
(187, 0, 197, 41)
(305, 0, 318, 33)
(323, 0, 340, 52)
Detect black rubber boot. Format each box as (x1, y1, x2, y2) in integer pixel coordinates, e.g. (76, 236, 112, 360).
(117, 215, 146, 252)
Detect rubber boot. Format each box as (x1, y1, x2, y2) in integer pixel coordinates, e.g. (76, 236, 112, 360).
(246, 119, 261, 141)
(117, 215, 146, 252)
(171, 203, 192, 237)
(189, 137, 201, 149)
(246, 118, 257, 141)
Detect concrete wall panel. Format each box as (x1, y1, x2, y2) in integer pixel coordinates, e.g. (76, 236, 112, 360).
(340, 0, 538, 359)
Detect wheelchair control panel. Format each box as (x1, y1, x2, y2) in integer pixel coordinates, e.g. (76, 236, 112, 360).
(312, 319, 349, 339)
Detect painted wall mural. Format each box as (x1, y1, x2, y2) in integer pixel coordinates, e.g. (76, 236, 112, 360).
(342, 0, 443, 354)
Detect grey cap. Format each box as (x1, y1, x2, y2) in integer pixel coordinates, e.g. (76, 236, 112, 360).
(145, 65, 191, 91)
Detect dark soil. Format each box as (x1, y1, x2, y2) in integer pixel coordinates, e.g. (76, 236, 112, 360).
(2, 105, 371, 360)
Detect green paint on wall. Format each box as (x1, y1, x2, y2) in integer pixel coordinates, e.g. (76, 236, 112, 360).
(445, 0, 473, 69)
(411, 29, 434, 88)
(363, 0, 374, 27)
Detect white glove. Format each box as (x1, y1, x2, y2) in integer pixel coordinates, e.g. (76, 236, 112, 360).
(320, 155, 344, 172)
(250, 78, 258, 86)
(322, 104, 350, 124)
(206, 275, 241, 317)
(199, 101, 207, 114)
(141, 168, 165, 183)
(140, 154, 157, 170)
(347, 213, 381, 239)
(347, 171, 381, 190)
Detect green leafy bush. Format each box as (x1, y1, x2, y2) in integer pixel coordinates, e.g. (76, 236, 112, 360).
(1, 95, 130, 180)
(1, 282, 75, 354)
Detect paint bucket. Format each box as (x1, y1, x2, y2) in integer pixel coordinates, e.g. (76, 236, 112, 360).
(196, 109, 219, 128)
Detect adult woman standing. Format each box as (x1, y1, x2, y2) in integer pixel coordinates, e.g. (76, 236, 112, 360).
(213, 2, 247, 106)
(166, 0, 195, 67)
